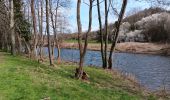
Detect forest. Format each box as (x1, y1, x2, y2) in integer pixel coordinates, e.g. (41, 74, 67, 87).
(0, 0, 170, 99)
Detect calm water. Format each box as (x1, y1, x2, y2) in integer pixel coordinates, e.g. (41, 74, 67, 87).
(44, 48, 170, 91)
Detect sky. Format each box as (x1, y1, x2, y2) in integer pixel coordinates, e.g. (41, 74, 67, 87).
(68, 0, 150, 32)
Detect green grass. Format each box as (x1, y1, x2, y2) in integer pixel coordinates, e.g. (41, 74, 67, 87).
(0, 52, 156, 100)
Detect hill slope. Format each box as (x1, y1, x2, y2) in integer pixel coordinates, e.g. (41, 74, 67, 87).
(0, 51, 156, 100)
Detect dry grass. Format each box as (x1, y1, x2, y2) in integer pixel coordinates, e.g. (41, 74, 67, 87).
(61, 42, 170, 55)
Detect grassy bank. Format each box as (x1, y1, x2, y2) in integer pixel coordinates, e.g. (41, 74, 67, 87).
(0, 51, 157, 100)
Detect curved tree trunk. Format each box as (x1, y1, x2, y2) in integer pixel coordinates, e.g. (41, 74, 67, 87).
(108, 0, 127, 69)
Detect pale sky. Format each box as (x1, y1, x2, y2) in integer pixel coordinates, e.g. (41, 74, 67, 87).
(68, 0, 150, 32)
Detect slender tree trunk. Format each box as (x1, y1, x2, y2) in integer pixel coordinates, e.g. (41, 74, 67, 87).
(104, 0, 109, 69)
(108, 0, 127, 69)
(82, 0, 92, 59)
(55, 3, 61, 63)
(16, 32, 22, 54)
(40, 0, 44, 61)
(30, 0, 38, 58)
(10, 0, 16, 56)
(46, 0, 53, 66)
(97, 0, 105, 68)
(76, 0, 83, 78)
(56, 43, 61, 63)
(38, 0, 44, 61)
(49, 0, 61, 63)
(51, 38, 55, 61)
(49, 0, 55, 62)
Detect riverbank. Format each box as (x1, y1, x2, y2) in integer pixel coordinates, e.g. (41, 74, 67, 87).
(0, 51, 159, 100)
(60, 42, 170, 56)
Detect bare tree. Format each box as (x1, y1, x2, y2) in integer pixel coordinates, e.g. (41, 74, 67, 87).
(97, 0, 105, 68)
(49, 0, 60, 63)
(96, 0, 127, 69)
(48, 0, 71, 63)
(108, 0, 127, 69)
(97, 0, 111, 69)
(104, 0, 109, 69)
(30, 0, 38, 58)
(75, 0, 93, 79)
(37, 0, 44, 62)
(46, 0, 54, 66)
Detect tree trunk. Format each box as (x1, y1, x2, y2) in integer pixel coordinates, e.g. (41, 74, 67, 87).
(55, 3, 61, 63)
(108, 0, 127, 69)
(104, 0, 109, 69)
(10, 0, 16, 56)
(76, 0, 83, 79)
(56, 44, 61, 63)
(23, 38, 31, 57)
(49, 0, 55, 62)
(4, 29, 8, 51)
(51, 39, 55, 61)
(30, 0, 38, 58)
(97, 0, 105, 68)
(49, 0, 61, 63)
(46, 0, 53, 66)
(38, 0, 44, 62)
(16, 32, 22, 54)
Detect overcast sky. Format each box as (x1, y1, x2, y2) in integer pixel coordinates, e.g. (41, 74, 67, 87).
(68, 0, 150, 32)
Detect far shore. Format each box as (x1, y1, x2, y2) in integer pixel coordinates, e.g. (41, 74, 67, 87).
(43, 42, 170, 55)
(57, 42, 170, 56)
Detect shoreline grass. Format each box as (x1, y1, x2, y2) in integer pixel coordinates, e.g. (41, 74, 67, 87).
(60, 42, 170, 56)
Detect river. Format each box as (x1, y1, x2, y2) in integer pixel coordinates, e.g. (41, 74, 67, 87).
(44, 48, 170, 91)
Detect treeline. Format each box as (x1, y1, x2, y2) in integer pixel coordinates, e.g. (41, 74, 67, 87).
(62, 7, 170, 43)
(123, 7, 166, 24)
(0, 0, 70, 65)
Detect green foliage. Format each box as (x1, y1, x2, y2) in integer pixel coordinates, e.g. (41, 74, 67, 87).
(13, 0, 31, 41)
(18, 19, 31, 41)
(0, 52, 157, 100)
